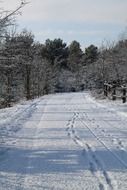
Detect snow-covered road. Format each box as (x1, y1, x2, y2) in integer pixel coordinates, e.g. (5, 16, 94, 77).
(0, 92, 127, 190)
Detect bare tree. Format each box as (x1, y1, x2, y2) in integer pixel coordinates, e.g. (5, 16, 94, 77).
(0, 1, 27, 38)
(0, 1, 28, 107)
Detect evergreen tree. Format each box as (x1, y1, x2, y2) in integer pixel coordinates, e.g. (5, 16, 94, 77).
(68, 40, 83, 71)
(41, 38, 68, 68)
(85, 44, 98, 63)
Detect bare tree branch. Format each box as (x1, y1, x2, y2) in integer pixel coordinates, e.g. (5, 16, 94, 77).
(0, 0, 28, 25)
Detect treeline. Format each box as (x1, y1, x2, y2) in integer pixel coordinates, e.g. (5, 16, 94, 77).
(0, 1, 127, 108)
(0, 30, 99, 107)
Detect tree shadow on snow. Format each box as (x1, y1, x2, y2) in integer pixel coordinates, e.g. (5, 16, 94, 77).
(0, 146, 127, 175)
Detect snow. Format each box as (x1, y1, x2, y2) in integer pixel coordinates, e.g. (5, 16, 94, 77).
(0, 92, 127, 190)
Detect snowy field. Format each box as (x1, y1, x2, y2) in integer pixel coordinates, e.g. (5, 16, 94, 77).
(0, 92, 127, 190)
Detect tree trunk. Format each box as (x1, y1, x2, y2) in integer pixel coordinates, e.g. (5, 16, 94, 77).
(26, 65, 31, 100)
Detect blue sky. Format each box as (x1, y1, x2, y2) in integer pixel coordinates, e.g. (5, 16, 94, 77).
(2, 0, 127, 49)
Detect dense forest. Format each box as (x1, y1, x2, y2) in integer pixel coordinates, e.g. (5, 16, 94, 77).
(0, 1, 127, 108)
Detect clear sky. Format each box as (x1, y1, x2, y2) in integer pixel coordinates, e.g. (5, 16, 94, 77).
(2, 0, 127, 49)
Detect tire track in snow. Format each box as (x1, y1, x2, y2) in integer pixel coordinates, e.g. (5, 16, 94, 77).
(21, 94, 75, 189)
(81, 112, 127, 162)
(66, 112, 114, 190)
(0, 97, 48, 190)
(0, 98, 43, 135)
(82, 93, 127, 152)
(100, 120, 126, 151)
(78, 113, 127, 170)
(19, 97, 51, 190)
(72, 93, 127, 170)
(0, 98, 43, 158)
(96, 122, 125, 151)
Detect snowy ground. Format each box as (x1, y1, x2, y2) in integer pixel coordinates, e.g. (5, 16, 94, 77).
(0, 92, 127, 190)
